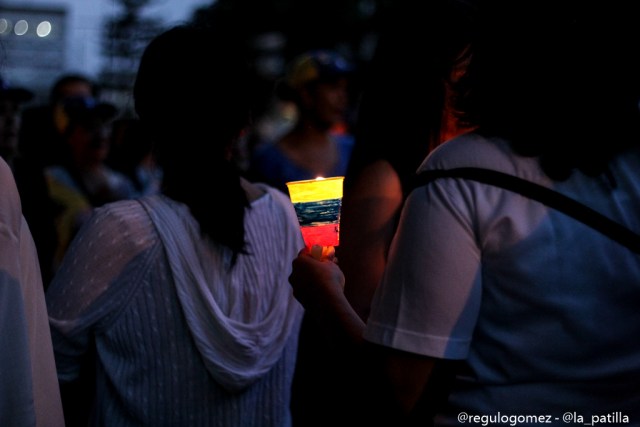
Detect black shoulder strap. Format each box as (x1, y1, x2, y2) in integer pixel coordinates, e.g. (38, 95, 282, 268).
(413, 167, 640, 254)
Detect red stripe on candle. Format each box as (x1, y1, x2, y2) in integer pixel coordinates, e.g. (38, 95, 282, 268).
(300, 223, 340, 247)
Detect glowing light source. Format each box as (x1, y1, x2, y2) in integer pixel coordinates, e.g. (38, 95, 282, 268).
(0, 19, 10, 34)
(14, 20, 28, 36)
(37, 21, 52, 37)
(286, 176, 344, 248)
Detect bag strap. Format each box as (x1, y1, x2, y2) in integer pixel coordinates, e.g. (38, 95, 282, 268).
(413, 167, 640, 254)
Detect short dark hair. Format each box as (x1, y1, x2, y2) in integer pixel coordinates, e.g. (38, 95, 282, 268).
(454, 0, 640, 180)
(50, 74, 96, 104)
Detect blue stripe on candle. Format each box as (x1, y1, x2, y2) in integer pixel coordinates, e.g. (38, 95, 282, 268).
(293, 198, 342, 227)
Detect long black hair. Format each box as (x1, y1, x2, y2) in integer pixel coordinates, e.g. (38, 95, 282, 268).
(454, 0, 640, 180)
(133, 25, 253, 258)
(346, 0, 476, 196)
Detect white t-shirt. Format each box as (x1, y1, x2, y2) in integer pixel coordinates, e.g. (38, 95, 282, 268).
(364, 133, 640, 423)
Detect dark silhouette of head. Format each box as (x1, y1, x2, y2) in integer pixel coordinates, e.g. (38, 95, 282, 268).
(49, 74, 96, 105)
(134, 24, 253, 258)
(454, 0, 640, 180)
(346, 0, 476, 195)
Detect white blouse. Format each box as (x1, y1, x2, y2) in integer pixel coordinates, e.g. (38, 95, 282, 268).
(47, 185, 305, 426)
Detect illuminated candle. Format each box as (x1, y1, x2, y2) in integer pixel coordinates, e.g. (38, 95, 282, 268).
(286, 176, 344, 248)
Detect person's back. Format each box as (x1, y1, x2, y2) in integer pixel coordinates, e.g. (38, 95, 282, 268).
(363, 0, 640, 422)
(47, 186, 304, 426)
(379, 133, 640, 420)
(46, 25, 304, 426)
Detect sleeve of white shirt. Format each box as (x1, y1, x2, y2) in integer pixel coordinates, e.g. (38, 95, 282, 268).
(0, 157, 64, 427)
(363, 176, 483, 360)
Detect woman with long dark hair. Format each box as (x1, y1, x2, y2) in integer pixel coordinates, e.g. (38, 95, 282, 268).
(47, 25, 304, 426)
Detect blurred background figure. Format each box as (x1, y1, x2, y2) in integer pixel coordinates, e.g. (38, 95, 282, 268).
(0, 75, 59, 287)
(43, 96, 132, 270)
(0, 75, 34, 168)
(107, 117, 163, 197)
(19, 73, 98, 168)
(249, 49, 355, 192)
(16, 73, 103, 284)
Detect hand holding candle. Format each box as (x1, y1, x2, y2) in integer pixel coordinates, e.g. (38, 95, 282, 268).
(286, 176, 344, 259)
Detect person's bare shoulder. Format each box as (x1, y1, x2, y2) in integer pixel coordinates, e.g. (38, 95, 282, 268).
(348, 159, 402, 201)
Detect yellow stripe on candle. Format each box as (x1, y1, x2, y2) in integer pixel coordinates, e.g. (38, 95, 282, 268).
(286, 176, 344, 203)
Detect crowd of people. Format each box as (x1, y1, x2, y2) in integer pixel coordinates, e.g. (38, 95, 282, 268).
(1, 0, 640, 425)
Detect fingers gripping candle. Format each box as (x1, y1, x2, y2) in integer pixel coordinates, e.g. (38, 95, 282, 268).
(286, 176, 344, 249)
